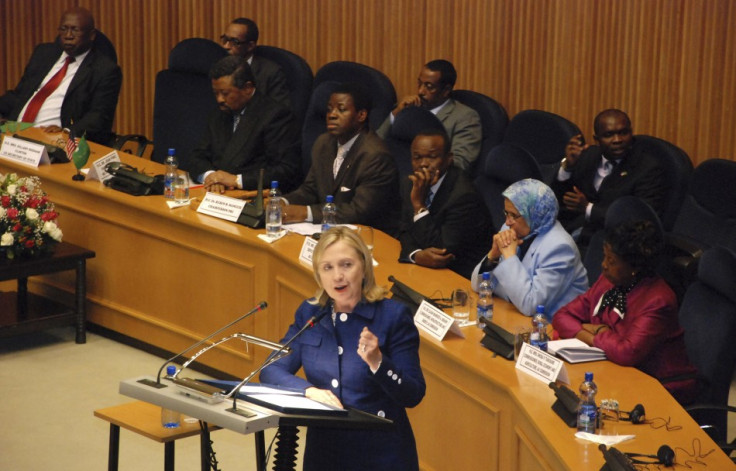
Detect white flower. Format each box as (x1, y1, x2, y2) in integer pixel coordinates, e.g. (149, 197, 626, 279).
(26, 208, 39, 220)
(1, 233, 14, 246)
(7, 184, 17, 195)
(0, 207, 5, 219)
(42, 221, 63, 242)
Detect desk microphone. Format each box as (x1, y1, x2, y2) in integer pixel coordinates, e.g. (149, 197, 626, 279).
(598, 444, 636, 471)
(227, 309, 329, 416)
(138, 301, 267, 389)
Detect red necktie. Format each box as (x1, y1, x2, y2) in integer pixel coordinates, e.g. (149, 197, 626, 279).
(22, 56, 75, 123)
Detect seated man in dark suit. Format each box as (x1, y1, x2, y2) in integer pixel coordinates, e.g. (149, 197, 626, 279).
(282, 82, 401, 236)
(376, 59, 481, 171)
(220, 18, 290, 108)
(551, 109, 667, 247)
(188, 56, 301, 193)
(0, 7, 122, 144)
(398, 130, 492, 279)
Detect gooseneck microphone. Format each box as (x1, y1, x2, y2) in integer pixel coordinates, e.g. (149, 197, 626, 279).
(140, 301, 267, 388)
(227, 309, 330, 415)
(598, 444, 637, 471)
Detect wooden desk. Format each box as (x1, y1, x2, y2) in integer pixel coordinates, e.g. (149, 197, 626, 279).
(2, 129, 733, 470)
(0, 241, 95, 343)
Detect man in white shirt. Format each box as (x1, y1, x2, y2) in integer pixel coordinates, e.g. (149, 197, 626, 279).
(376, 59, 481, 170)
(0, 7, 122, 144)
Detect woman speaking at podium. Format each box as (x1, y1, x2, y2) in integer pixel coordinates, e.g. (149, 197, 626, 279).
(260, 227, 426, 470)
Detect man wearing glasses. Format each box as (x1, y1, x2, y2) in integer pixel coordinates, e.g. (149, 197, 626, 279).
(0, 7, 122, 144)
(220, 18, 290, 108)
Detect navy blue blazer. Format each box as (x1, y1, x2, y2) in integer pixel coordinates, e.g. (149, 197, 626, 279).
(260, 298, 425, 471)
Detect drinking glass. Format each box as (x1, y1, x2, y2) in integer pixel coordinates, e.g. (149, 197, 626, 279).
(451, 289, 471, 323)
(173, 171, 190, 204)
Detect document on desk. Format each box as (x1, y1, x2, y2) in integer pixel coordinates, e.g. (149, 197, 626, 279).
(243, 393, 348, 416)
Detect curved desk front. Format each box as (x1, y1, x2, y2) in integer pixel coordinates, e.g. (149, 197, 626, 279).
(1, 129, 732, 470)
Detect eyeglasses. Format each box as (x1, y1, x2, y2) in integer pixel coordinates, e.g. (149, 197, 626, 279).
(503, 210, 523, 222)
(58, 26, 89, 37)
(220, 35, 247, 47)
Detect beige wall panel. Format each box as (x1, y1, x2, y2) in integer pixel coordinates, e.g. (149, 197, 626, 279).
(1, 0, 735, 165)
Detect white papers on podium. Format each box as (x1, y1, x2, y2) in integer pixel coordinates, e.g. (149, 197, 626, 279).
(243, 393, 347, 416)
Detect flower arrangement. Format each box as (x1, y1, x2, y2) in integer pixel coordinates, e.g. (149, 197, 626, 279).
(0, 173, 63, 260)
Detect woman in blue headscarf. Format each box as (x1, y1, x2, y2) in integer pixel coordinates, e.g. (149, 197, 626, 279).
(471, 179, 588, 317)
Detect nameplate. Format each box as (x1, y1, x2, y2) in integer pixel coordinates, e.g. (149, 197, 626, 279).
(414, 300, 465, 341)
(86, 150, 120, 181)
(0, 135, 50, 167)
(298, 236, 318, 265)
(515, 342, 568, 384)
(197, 192, 247, 222)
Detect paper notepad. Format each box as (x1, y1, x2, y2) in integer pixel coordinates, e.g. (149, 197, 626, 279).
(547, 338, 606, 364)
(243, 393, 348, 416)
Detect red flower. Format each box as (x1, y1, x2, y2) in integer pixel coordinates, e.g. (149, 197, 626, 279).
(25, 239, 35, 248)
(40, 211, 58, 221)
(7, 208, 19, 219)
(1, 196, 10, 207)
(13, 223, 22, 232)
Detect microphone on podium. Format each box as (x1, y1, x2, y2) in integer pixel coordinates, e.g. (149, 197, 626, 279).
(226, 309, 330, 417)
(137, 301, 267, 389)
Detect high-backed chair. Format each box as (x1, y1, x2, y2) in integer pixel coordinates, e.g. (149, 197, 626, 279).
(384, 107, 444, 178)
(583, 196, 663, 285)
(452, 90, 508, 171)
(254, 45, 313, 127)
(503, 110, 581, 185)
(151, 38, 227, 168)
(473, 143, 542, 230)
(302, 61, 396, 172)
(680, 246, 736, 449)
(634, 135, 693, 231)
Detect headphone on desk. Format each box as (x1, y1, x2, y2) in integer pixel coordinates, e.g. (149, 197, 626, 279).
(625, 444, 675, 467)
(620, 403, 646, 424)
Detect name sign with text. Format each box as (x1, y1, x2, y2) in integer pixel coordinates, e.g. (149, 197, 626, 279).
(86, 150, 120, 182)
(197, 192, 247, 222)
(299, 236, 318, 266)
(0, 135, 50, 167)
(515, 342, 568, 384)
(414, 300, 465, 341)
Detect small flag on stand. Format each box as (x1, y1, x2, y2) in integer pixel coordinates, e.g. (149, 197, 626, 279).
(65, 127, 78, 159)
(71, 133, 90, 181)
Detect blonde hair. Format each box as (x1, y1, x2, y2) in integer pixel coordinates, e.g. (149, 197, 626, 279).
(309, 226, 386, 306)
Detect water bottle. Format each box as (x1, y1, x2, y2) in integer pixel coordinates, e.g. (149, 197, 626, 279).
(266, 181, 282, 236)
(164, 148, 178, 199)
(161, 365, 181, 428)
(321, 195, 337, 231)
(476, 271, 494, 328)
(530, 305, 549, 351)
(577, 372, 598, 434)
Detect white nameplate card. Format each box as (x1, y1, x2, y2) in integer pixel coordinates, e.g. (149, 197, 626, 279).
(196, 192, 247, 222)
(0, 135, 50, 167)
(515, 342, 569, 384)
(414, 300, 465, 341)
(86, 150, 120, 181)
(298, 236, 319, 265)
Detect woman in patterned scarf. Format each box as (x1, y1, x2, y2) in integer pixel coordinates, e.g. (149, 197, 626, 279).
(553, 220, 698, 404)
(471, 178, 588, 317)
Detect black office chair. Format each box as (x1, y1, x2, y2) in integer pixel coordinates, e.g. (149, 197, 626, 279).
(503, 109, 581, 185)
(112, 134, 154, 159)
(665, 158, 736, 294)
(384, 107, 444, 178)
(151, 38, 227, 169)
(452, 90, 508, 173)
(583, 196, 664, 285)
(254, 45, 313, 127)
(473, 143, 543, 230)
(634, 135, 693, 232)
(680, 246, 736, 455)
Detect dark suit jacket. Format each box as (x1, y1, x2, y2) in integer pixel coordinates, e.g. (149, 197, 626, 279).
(283, 130, 401, 236)
(552, 143, 667, 242)
(188, 91, 301, 192)
(398, 166, 492, 279)
(0, 42, 122, 144)
(251, 55, 290, 109)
